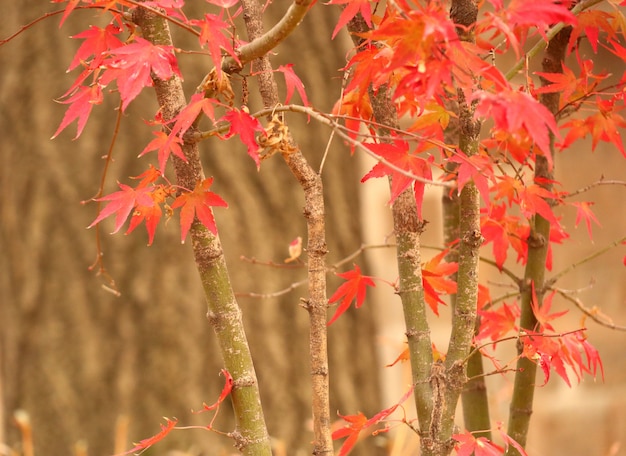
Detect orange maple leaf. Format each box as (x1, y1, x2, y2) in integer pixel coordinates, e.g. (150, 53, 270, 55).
(327, 264, 375, 326)
(422, 251, 458, 315)
(171, 178, 228, 243)
(333, 388, 413, 456)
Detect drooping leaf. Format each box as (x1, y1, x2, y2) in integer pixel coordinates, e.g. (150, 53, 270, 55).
(196, 369, 234, 412)
(220, 107, 264, 168)
(52, 84, 103, 139)
(52, 0, 81, 27)
(530, 286, 568, 333)
(472, 89, 560, 166)
(571, 201, 601, 240)
(521, 329, 604, 387)
(328, 0, 373, 39)
(113, 418, 178, 456)
(277, 64, 309, 106)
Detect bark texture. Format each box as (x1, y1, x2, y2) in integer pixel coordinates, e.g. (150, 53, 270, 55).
(0, 2, 382, 454)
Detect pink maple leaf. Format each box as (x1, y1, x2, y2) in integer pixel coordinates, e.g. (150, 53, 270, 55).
(101, 37, 181, 111)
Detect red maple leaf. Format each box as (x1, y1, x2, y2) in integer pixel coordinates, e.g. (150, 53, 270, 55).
(517, 183, 561, 228)
(52, 0, 81, 27)
(534, 63, 581, 108)
(171, 178, 228, 243)
(113, 418, 177, 456)
(448, 151, 494, 208)
(220, 108, 264, 168)
(332, 90, 373, 146)
(68, 24, 123, 71)
(522, 330, 603, 387)
(327, 264, 376, 326)
(190, 13, 239, 73)
(361, 140, 434, 219)
(328, 0, 373, 39)
(88, 182, 155, 234)
(422, 251, 458, 316)
(277, 64, 309, 106)
(170, 93, 217, 138)
(530, 287, 568, 333)
(196, 369, 233, 413)
(52, 84, 103, 139)
(481, 204, 526, 270)
(125, 183, 172, 245)
(333, 388, 413, 456)
(453, 430, 505, 456)
(477, 301, 520, 346)
(101, 37, 181, 110)
(482, 0, 576, 56)
(472, 89, 560, 166)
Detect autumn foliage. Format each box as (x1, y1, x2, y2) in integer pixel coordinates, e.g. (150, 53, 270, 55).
(5, 0, 626, 454)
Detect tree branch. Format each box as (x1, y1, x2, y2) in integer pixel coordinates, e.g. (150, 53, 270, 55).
(234, 0, 333, 453)
(221, 0, 314, 73)
(345, 13, 436, 454)
(505, 23, 572, 455)
(131, 6, 271, 455)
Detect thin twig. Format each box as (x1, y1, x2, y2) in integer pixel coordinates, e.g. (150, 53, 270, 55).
(553, 288, 626, 331)
(563, 178, 626, 199)
(235, 279, 309, 299)
(85, 99, 124, 292)
(546, 235, 626, 288)
(195, 105, 455, 188)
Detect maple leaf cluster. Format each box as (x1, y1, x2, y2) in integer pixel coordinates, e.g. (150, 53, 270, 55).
(89, 167, 227, 245)
(50, 0, 310, 242)
(327, 0, 623, 452)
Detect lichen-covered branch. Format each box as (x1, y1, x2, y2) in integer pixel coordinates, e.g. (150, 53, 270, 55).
(131, 6, 272, 455)
(448, 0, 491, 441)
(232, 0, 332, 453)
(221, 0, 314, 73)
(505, 25, 572, 455)
(345, 14, 435, 450)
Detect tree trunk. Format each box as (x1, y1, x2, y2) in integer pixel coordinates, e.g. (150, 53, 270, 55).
(0, 2, 382, 454)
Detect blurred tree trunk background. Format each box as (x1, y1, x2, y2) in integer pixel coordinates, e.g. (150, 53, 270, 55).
(0, 2, 383, 455)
